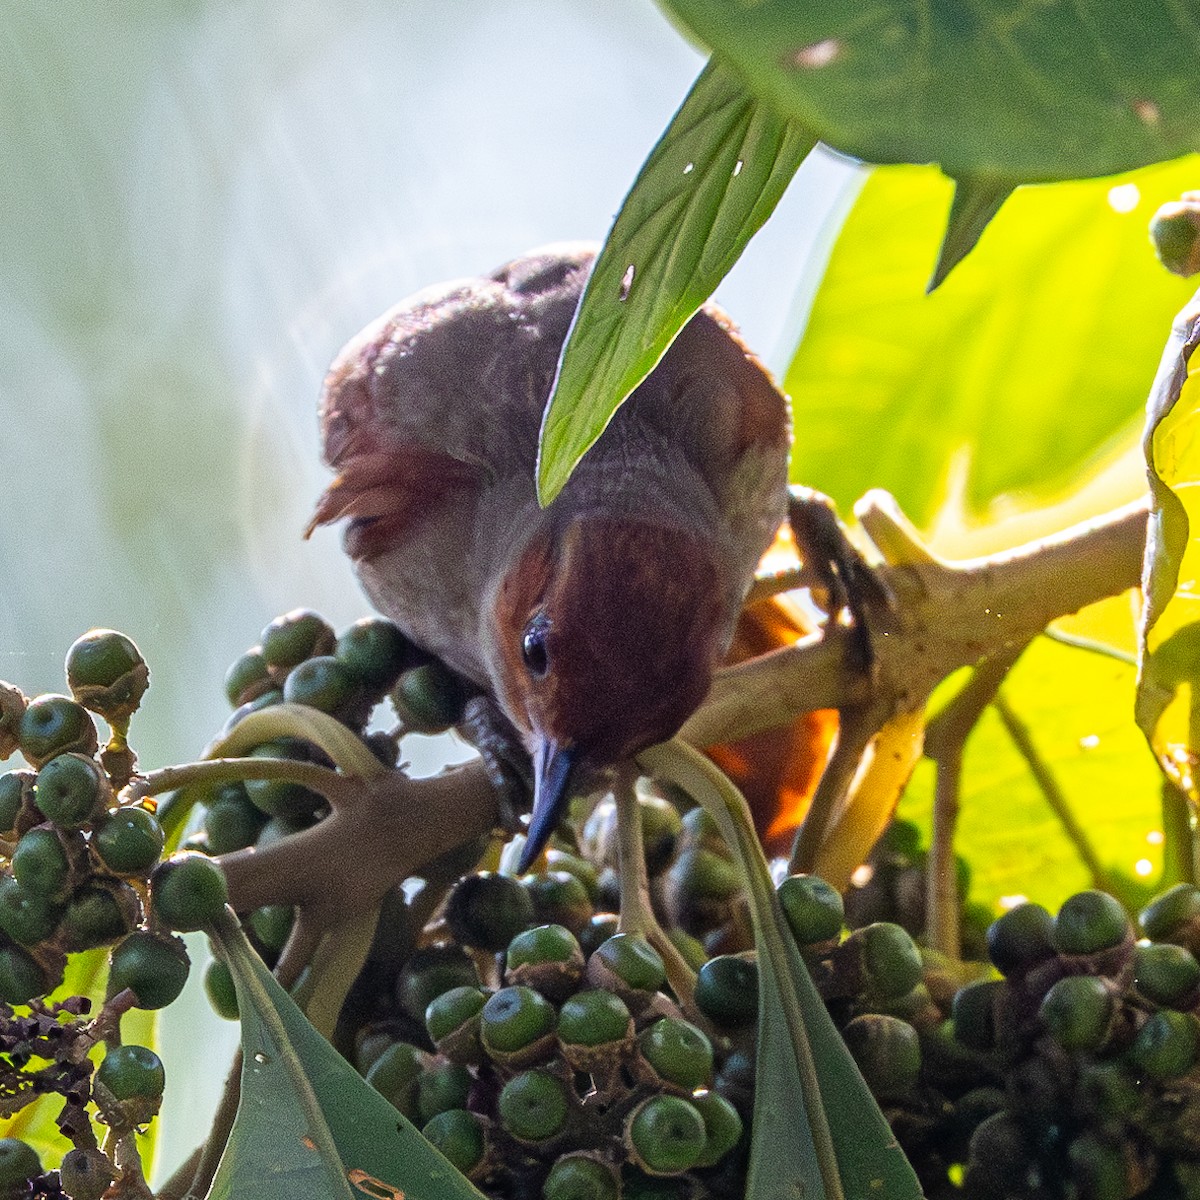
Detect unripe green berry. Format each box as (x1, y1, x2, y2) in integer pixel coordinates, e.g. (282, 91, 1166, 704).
(11, 826, 71, 898)
(778, 873, 844, 945)
(588, 934, 665, 997)
(242, 741, 322, 820)
(94, 806, 165, 875)
(1040, 975, 1114, 1052)
(205, 959, 239, 1020)
(150, 852, 228, 931)
(0, 771, 32, 835)
(335, 618, 411, 689)
(557, 989, 633, 1068)
(544, 850, 601, 901)
(1068, 1132, 1131, 1200)
(639, 1018, 714, 1091)
(224, 647, 274, 708)
(391, 662, 467, 733)
(1134, 940, 1200, 1007)
(109, 930, 190, 1008)
(1130, 1010, 1200, 1080)
(0, 944, 51, 1004)
(480, 985, 556, 1065)
(986, 902, 1055, 975)
(396, 945, 478, 1023)
(580, 913, 620, 959)
(951, 979, 1002, 1051)
(60, 883, 135, 951)
(365, 1042, 427, 1119)
(524, 870, 593, 933)
(34, 753, 104, 829)
(282, 655, 356, 713)
(18, 694, 97, 767)
(498, 1069, 569, 1142)
(1150, 193, 1200, 277)
(425, 986, 487, 1063)
(446, 871, 535, 951)
(691, 1090, 744, 1167)
(0, 1138, 40, 1189)
(59, 1147, 113, 1200)
(1052, 890, 1130, 955)
(845, 922, 923, 999)
(95, 1043, 165, 1102)
(421, 1109, 486, 1176)
(627, 1095, 707, 1175)
(1141, 882, 1200, 941)
(842, 1013, 921, 1101)
(65, 629, 149, 724)
(248, 904, 294, 952)
(203, 783, 267, 854)
(416, 1062, 473, 1125)
(505, 923, 585, 1000)
(544, 1155, 619, 1200)
(695, 954, 758, 1029)
(260, 609, 335, 670)
(0, 874, 62, 944)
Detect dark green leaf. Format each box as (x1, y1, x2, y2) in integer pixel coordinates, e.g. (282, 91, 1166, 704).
(928, 177, 1014, 291)
(786, 160, 1199, 527)
(206, 910, 486, 1200)
(639, 742, 923, 1200)
(537, 59, 814, 504)
(655, 0, 1200, 183)
(1138, 285, 1200, 800)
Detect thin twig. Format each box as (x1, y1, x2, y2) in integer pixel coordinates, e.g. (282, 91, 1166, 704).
(125, 757, 356, 809)
(1160, 779, 1197, 888)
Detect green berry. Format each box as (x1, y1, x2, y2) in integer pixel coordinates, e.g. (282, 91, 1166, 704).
(1134, 940, 1200, 1007)
(93, 806, 165, 874)
(58, 1147, 113, 1200)
(421, 1109, 486, 1175)
(0, 945, 50, 1004)
(11, 826, 71, 898)
(446, 871, 535, 951)
(545, 850, 601, 902)
(65, 629, 149, 723)
(0, 771, 32, 835)
(524, 870, 592, 933)
(847, 922, 923, 999)
(222, 688, 283, 735)
(248, 904, 294, 952)
(670, 846, 741, 901)
(282, 655, 357, 713)
(588, 934, 665, 995)
(202, 783, 267, 854)
(391, 662, 467, 733)
(1053, 890, 1130, 955)
(841, 1013, 922, 1101)
(480, 985, 556, 1062)
(335, 618, 411, 689)
(224, 647, 274, 708)
(1150, 195, 1200, 277)
(0, 874, 62, 944)
(34, 753, 104, 829)
(505, 923, 585, 1000)
(365, 1042, 426, 1119)
(204, 959, 239, 1020)
(18, 694, 97, 767)
(260, 609, 334, 670)
(1069, 1132, 1129, 1200)
(544, 1156, 619, 1200)
(417, 1062, 473, 1125)
(778, 873, 844, 945)
(627, 1095, 707, 1175)
(60, 884, 135, 950)
(695, 955, 758, 1029)
(951, 979, 1002, 1051)
(1141, 882, 1200, 941)
(639, 1018, 714, 1090)
(580, 913, 620, 958)
(1078, 1060, 1140, 1121)
(691, 1091, 743, 1168)
(150, 852, 228, 931)
(243, 741, 322, 820)
(0, 1138, 40, 1188)
(396, 945, 479, 1023)
(1130, 1009, 1200, 1080)
(986, 902, 1055, 975)
(498, 1069, 569, 1141)
(425, 986, 487, 1063)
(95, 1044, 165, 1101)
(109, 931, 190, 1008)
(557, 989, 633, 1066)
(1040, 975, 1114, 1052)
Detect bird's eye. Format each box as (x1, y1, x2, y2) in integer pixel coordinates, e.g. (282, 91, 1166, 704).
(521, 614, 551, 678)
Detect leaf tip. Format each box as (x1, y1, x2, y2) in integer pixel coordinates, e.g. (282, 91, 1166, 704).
(927, 175, 1016, 292)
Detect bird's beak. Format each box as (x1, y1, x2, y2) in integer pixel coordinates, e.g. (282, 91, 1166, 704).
(517, 739, 578, 873)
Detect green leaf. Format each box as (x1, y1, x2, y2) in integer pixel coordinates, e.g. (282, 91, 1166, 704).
(537, 58, 814, 504)
(1138, 285, 1200, 799)
(786, 159, 1199, 528)
(655, 0, 1200, 183)
(902, 633, 1163, 914)
(638, 741, 923, 1200)
(206, 910, 486, 1200)
(928, 177, 1014, 291)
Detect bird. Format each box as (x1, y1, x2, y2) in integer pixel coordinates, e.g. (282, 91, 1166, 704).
(307, 244, 792, 871)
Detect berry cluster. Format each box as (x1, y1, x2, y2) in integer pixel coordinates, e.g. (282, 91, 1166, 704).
(0, 630, 229, 1197)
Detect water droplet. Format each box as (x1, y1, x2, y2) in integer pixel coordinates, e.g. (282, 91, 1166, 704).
(1107, 183, 1140, 213)
(618, 264, 635, 302)
(789, 38, 841, 69)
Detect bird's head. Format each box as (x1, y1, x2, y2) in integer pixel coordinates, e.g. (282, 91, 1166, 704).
(485, 514, 730, 869)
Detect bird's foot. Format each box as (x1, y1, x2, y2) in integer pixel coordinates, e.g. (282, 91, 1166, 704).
(457, 694, 533, 836)
(785, 486, 894, 676)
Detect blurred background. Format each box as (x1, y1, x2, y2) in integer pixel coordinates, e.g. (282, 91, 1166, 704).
(0, 1, 858, 1176)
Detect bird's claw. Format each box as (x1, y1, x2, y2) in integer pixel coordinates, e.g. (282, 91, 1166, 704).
(457, 694, 534, 835)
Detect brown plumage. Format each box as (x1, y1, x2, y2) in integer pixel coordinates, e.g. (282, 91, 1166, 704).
(308, 244, 791, 867)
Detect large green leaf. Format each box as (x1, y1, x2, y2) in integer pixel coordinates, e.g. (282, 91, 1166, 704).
(655, 0, 1200, 184)
(785, 159, 1199, 527)
(902, 632, 1163, 914)
(639, 741, 923, 1200)
(537, 59, 814, 504)
(206, 910, 486, 1200)
(1138, 285, 1200, 797)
